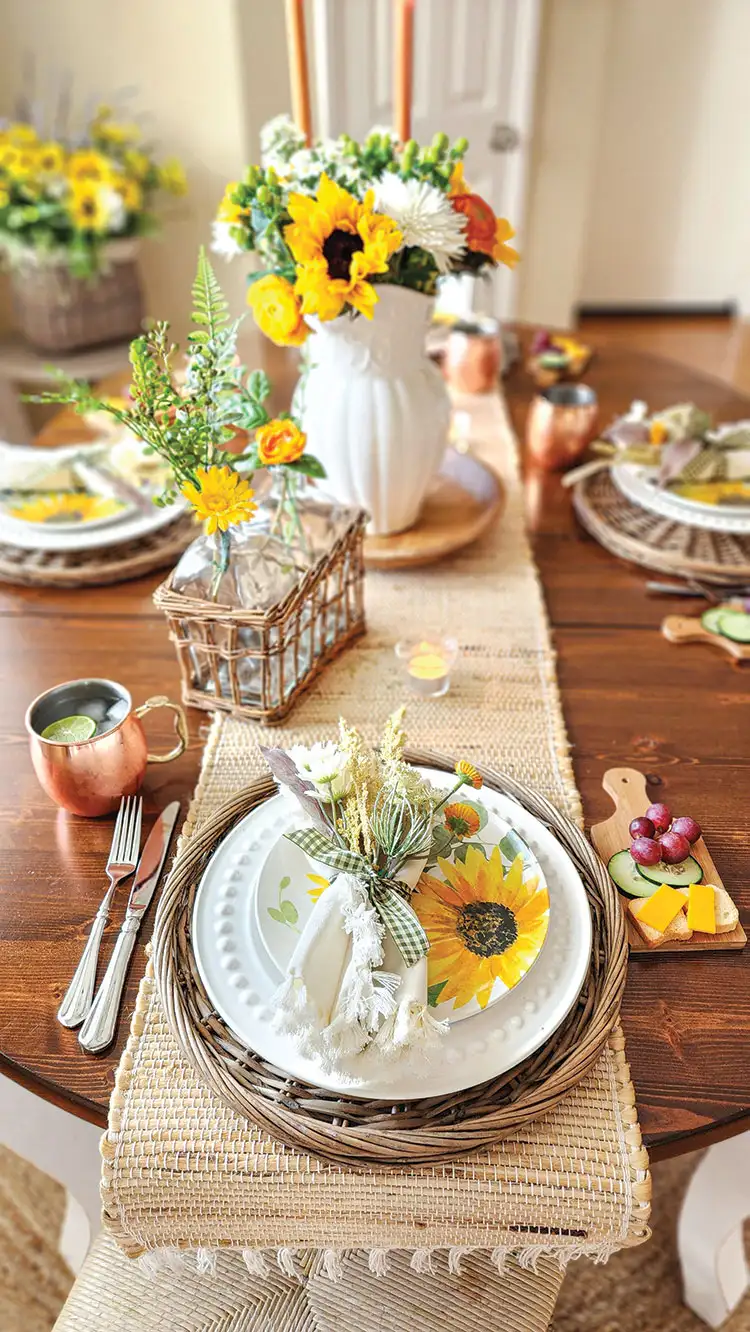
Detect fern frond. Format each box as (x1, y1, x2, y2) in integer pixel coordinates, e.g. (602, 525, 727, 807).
(189, 246, 229, 344)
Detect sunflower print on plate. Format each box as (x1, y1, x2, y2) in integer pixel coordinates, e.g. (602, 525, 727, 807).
(415, 845, 549, 1011)
(8, 493, 126, 525)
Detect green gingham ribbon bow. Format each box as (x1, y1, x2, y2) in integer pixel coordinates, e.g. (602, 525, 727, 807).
(286, 827, 429, 969)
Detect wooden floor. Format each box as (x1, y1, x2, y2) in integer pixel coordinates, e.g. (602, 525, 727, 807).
(577, 314, 750, 395)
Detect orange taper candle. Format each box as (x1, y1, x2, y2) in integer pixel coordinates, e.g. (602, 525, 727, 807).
(394, 0, 415, 144)
(285, 0, 312, 146)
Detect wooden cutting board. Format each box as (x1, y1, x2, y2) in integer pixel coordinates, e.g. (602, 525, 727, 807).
(662, 614, 750, 662)
(590, 766, 746, 952)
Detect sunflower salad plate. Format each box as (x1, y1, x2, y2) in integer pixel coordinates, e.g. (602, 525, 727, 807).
(0, 442, 184, 552)
(190, 717, 592, 1100)
(253, 792, 550, 1024)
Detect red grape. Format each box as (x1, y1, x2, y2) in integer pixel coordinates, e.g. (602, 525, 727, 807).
(671, 816, 702, 845)
(658, 831, 691, 865)
(629, 816, 655, 840)
(646, 802, 671, 834)
(630, 836, 662, 866)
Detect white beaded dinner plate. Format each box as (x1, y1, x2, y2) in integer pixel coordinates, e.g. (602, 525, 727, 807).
(253, 798, 550, 1023)
(191, 768, 592, 1099)
(612, 457, 750, 534)
(0, 443, 184, 552)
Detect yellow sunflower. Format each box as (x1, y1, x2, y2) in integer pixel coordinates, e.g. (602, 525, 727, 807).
(415, 846, 549, 1010)
(1, 146, 38, 179)
(67, 149, 112, 183)
(36, 141, 66, 176)
(443, 802, 481, 840)
(181, 465, 257, 534)
(285, 173, 402, 321)
(7, 123, 38, 147)
(9, 493, 125, 525)
(67, 181, 110, 232)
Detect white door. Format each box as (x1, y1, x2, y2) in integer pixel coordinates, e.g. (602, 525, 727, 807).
(312, 0, 541, 318)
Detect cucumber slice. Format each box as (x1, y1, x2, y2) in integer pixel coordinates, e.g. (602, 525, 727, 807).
(635, 856, 703, 888)
(701, 606, 727, 635)
(717, 609, 750, 644)
(607, 849, 657, 898)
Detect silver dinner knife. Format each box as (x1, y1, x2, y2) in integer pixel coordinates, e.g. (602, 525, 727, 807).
(79, 801, 180, 1053)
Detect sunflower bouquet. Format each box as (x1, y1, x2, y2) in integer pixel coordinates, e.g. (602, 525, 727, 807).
(213, 114, 519, 347)
(0, 104, 186, 277)
(261, 712, 545, 1068)
(32, 249, 325, 598)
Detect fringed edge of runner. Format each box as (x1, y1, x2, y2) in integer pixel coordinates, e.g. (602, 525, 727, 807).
(132, 1240, 632, 1283)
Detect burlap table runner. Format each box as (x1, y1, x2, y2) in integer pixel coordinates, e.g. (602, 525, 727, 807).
(100, 391, 651, 1282)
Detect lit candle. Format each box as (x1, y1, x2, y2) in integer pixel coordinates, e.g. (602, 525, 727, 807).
(394, 0, 415, 144)
(285, 0, 312, 147)
(396, 637, 458, 698)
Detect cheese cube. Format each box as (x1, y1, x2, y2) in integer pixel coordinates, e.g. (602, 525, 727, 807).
(635, 884, 689, 933)
(687, 882, 717, 934)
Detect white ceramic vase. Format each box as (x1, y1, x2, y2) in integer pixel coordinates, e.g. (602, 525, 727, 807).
(295, 285, 451, 535)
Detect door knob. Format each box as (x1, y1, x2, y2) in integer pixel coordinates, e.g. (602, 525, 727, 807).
(489, 123, 520, 153)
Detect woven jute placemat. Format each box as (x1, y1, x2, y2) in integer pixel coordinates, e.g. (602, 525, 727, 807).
(573, 468, 750, 584)
(100, 392, 651, 1280)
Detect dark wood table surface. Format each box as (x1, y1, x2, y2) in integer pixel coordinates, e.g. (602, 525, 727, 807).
(1, 342, 748, 1161)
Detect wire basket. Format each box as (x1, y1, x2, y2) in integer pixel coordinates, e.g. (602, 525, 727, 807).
(9, 242, 144, 353)
(153, 510, 367, 724)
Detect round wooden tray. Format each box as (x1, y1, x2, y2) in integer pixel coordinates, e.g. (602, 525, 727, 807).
(153, 748, 627, 1169)
(573, 468, 750, 585)
(0, 513, 195, 588)
(363, 449, 504, 569)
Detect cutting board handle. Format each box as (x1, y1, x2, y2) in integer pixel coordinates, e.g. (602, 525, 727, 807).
(662, 615, 710, 644)
(601, 767, 650, 815)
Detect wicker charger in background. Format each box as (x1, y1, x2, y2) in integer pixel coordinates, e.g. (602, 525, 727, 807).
(573, 468, 750, 585)
(0, 513, 195, 588)
(153, 748, 627, 1170)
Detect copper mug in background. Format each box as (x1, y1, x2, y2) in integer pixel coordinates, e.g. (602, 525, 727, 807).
(443, 317, 502, 394)
(25, 678, 188, 817)
(526, 384, 599, 471)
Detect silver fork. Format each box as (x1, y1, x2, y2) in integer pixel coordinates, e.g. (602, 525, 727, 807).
(58, 796, 143, 1029)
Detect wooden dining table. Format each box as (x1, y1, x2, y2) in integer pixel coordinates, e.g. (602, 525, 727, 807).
(1, 338, 748, 1163)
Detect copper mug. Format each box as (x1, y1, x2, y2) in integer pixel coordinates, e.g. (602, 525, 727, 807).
(526, 384, 598, 471)
(25, 678, 188, 817)
(443, 317, 502, 394)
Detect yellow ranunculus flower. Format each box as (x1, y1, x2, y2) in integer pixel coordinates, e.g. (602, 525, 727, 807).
(247, 274, 308, 348)
(181, 465, 257, 535)
(159, 157, 187, 195)
(255, 418, 306, 466)
(111, 173, 143, 212)
(216, 181, 246, 225)
(284, 173, 401, 321)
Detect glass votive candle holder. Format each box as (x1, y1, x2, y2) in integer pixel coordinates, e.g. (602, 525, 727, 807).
(395, 637, 459, 698)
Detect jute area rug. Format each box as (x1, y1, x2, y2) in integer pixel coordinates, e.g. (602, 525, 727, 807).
(0, 1151, 739, 1330)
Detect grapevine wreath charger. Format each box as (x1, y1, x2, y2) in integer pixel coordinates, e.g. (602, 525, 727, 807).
(153, 726, 627, 1168)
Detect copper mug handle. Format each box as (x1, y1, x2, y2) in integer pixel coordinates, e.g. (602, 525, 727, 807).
(134, 696, 188, 764)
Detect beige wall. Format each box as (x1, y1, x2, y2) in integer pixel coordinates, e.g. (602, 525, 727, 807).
(580, 0, 750, 311)
(0, 0, 292, 342)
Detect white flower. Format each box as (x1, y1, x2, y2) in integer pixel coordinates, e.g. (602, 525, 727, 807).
(260, 113, 307, 173)
(373, 176, 466, 273)
(100, 187, 125, 233)
(288, 742, 353, 801)
(210, 219, 242, 260)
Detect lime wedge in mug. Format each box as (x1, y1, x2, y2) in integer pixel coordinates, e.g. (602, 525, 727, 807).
(41, 715, 97, 743)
